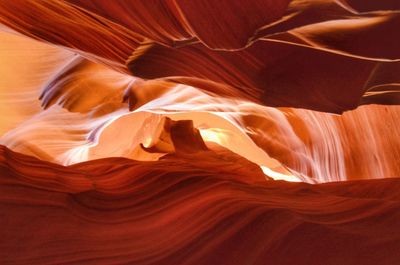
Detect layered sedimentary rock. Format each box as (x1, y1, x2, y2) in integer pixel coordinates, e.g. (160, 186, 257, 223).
(1, 145, 400, 265)
(2, 0, 400, 113)
(1, 0, 400, 264)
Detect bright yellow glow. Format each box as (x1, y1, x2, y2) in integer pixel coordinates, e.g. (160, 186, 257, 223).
(199, 128, 228, 145)
(200, 128, 301, 182)
(142, 137, 152, 148)
(260, 166, 302, 182)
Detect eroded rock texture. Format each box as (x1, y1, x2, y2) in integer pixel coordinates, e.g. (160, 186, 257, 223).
(1, 1, 400, 264)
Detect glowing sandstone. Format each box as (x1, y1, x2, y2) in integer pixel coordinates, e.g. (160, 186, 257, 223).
(1, 1, 400, 264)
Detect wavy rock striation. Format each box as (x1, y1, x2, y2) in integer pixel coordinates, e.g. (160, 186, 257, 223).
(1, 1, 400, 264)
(1, 145, 400, 265)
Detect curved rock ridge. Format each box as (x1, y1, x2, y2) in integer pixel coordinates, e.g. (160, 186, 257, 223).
(1, 145, 400, 265)
(1, 29, 400, 184)
(1, 1, 400, 263)
(1, 0, 400, 112)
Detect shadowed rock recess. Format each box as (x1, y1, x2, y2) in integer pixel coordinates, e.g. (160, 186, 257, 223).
(1, 1, 400, 264)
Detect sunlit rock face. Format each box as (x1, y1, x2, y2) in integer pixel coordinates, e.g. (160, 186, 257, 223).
(1, 1, 400, 264)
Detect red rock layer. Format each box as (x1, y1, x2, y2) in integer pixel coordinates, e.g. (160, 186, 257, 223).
(2, 0, 400, 113)
(1, 1, 400, 264)
(1, 145, 400, 265)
